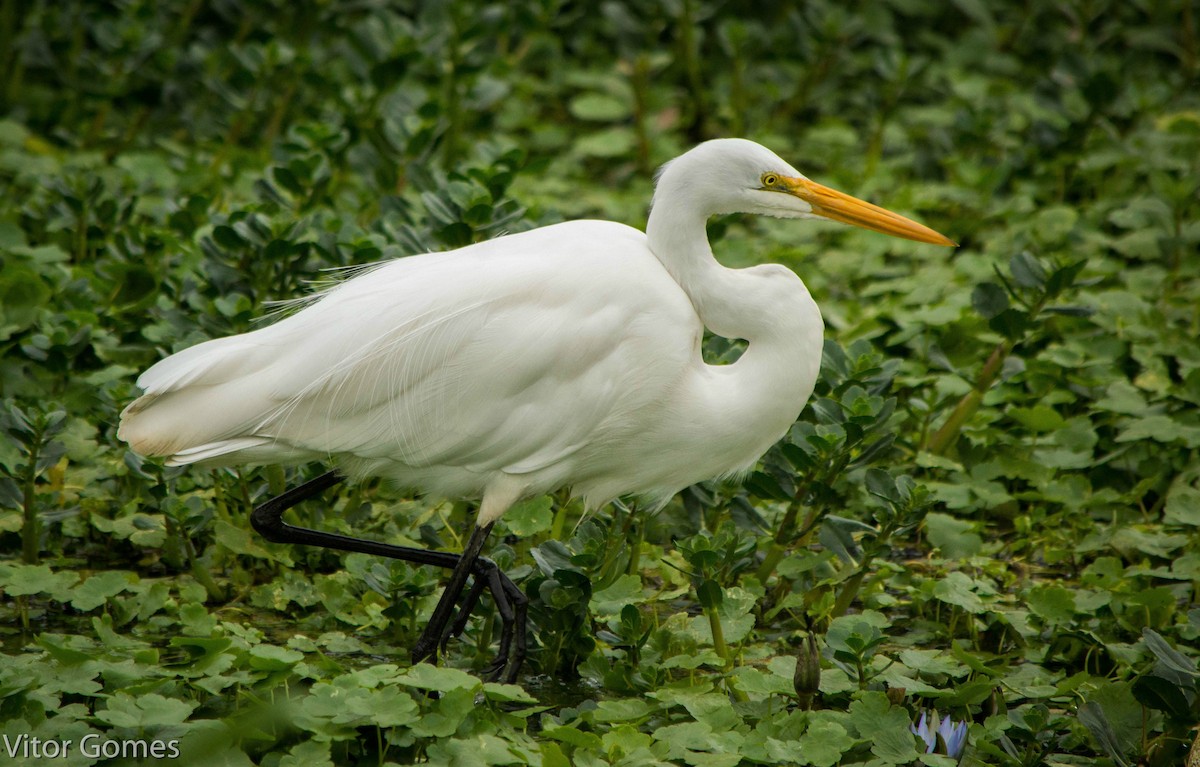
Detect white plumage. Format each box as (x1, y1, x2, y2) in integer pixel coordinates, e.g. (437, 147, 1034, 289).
(120, 139, 951, 525)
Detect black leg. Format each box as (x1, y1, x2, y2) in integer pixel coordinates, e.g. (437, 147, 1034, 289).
(411, 523, 493, 664)
(250, 471, 527, 682)
(445, 557, 529, 684)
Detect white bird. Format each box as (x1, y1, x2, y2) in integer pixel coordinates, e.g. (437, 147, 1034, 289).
(119, 138, 953, 681)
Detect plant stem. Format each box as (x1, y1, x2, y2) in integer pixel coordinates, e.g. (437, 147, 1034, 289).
(831, 565, 870, 619)
(21, 442, 39, 564)
(627, 519, 642, 576)
(550, 496, 570, 541)
(756, 500, 822, 583)
(169, 512, 224, 601)
(707, 604, 729, 664)
(630, 54, 651, 176)
(925, 340, 1011, 454)
(678, 0, 708, 141)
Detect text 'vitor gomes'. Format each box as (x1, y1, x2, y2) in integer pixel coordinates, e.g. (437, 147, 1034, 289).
(2, 734, 182, 760)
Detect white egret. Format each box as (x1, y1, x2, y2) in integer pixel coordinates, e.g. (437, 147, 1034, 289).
(119, 138, 953, 681)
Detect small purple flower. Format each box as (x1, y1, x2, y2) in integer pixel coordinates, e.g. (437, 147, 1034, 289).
(912, 709, 969, 759)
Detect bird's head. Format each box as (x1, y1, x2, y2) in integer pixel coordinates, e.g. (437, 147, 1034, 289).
(653, 138, 955, 247)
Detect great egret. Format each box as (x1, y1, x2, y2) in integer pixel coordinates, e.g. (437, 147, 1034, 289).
(119, 138, 953, 682)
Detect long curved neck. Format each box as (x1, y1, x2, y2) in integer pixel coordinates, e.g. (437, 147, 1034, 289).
(646, 200, 753, 339)
(645, 197, 825, 451)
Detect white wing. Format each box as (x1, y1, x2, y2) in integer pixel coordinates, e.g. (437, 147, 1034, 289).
(119, 221, 700, 499)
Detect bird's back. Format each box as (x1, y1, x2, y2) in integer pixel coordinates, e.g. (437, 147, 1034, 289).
(119, 221, 702, 502)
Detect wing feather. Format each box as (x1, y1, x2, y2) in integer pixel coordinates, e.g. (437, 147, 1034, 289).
(118, 222, 699, 497)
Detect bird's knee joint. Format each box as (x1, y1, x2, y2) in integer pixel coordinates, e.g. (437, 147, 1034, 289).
(472, 556, 498, 575)
(250, 507, 286, 542)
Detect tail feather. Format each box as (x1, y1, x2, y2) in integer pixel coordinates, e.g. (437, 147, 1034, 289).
(165, 437, 273, 466)
(118, 334, 284, 463)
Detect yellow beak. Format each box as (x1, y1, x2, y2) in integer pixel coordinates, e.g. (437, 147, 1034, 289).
(782, 176, 956, 247)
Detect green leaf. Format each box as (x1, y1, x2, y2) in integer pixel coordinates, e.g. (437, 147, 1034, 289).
(1027, 586, 1076, 625)
(734, 667, 796, 697)
(91, 512, 168, 547)
(1116, 415, 1200, 447)
(924, 513, 983, 558)
(988, 308, 1030, 340)
(574, 127, 636, 158)
(542, 725, 603, 749)
(1077, 701, 1133, 767)
(96, 693, 197, 728)
(932, 572, 986, 614)
(350, 685, 420, 728)
(214, 519, 291, 564)
(696, 579, 723, 609)
(1164, 485, 1200, 526)
(1141, 628, 1199, 678)
(849, 693, 919, 763)
(0, 563, 79, 599)
(410, 687, 476, 738)
(971, 283, 1009, 318)
(1132, 674, 1193, 718)
(568, 93, 632, 121)
(532, 540, 579, 575)
(504, 495, 554, 536)
(1008, 405, 1065, 432)
(1032, 207, 1078, 244)
(482, 682, 538, 704)
(211, 224, 246, 249)
(395, 663, 480, 692)
(0, 268, 52, 328)
(279, 741, 334, 767)
(248, 644, 305, 670)
(70, 571, 136, 611)
(796, 717, 856, 767)
(589, 573, 643, 616)
(594, 698, 657, 723)
(827, 613, 887, 662)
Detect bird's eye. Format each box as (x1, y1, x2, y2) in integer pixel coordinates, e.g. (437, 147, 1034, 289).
(762, 173, 780, 188)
